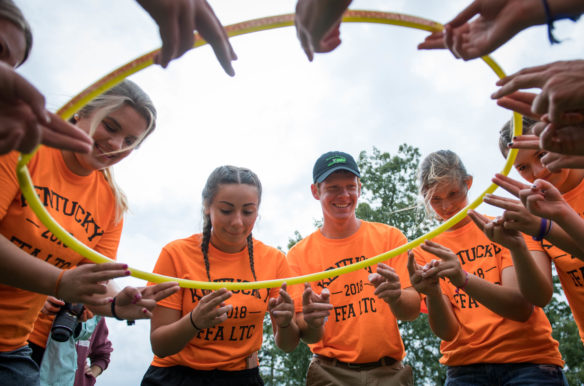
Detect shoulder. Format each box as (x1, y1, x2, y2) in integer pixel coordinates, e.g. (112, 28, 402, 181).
(162, 234, 201, 255)
(252, 238, 285, 259)
(361, 221, 407, 240)
(287, 229, 320, 256)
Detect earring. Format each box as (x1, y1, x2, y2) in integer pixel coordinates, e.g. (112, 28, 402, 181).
(72, 114, 80, 123)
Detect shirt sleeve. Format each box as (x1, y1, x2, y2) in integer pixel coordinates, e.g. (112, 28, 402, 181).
(151, 246, 183, 311)
(0, 152, 21, 220)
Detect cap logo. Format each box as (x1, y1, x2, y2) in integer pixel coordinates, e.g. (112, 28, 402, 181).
(326, 156, 346, 167)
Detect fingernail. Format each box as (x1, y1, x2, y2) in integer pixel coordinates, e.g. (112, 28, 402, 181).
(125, 270, 131, 276)
(368, 274, 375, 281)
(44, 111, 51, 124)
(507, 142, 514, 147)
(143, 309, 148, 314)
(107, 298, 114, 303)
(122, 264, 128, 269)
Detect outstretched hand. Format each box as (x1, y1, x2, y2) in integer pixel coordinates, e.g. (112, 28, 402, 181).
(493, 60, 584, 123)
(369, 263, 402, 305)
(114, 281, 180, 320)
(419, 241, 466, 287)
(57, 263, 131, 306)
(0, 63, 93, 155)
(418, 0, 536, 60)
(189, 288, 233, 330)
(294, 0, 351, 61)
(136, 0, 237, 74)
(301, 283, 332, 329)
(518, 179, 570, 221)
(406, 251, 440, 297)
(468, 209, 526, 250)
(268, 283, 295, 329)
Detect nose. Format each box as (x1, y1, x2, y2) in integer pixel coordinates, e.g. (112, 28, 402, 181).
(230, 212, 243, 228)
(106, 134, 125, 151)
(532, 162, 547, 179)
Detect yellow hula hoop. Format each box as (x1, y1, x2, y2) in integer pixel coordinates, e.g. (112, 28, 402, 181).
(16, 10, 521, 290)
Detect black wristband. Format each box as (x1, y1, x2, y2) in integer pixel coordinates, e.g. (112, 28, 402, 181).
(190, 310, 203, 331)
(111, 297, 135, 326)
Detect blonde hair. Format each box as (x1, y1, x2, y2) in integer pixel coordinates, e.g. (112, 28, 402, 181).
(75, 80, 157, 223)
(417, 150, 471, 219)
(0, 0, 33, 66)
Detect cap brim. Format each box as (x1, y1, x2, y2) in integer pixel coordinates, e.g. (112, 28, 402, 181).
(315, 166, 360, 183)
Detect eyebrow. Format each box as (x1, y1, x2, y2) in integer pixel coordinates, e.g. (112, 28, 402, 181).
(217, 201, 257, 207)
(104, 116, 122, 131)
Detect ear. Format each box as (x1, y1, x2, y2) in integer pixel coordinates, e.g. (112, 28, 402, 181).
(203, 206, 210, 216)
(465, 176, 473, 191)
(311, 184, 319, 200)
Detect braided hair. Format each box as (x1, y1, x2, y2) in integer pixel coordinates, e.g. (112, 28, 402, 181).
(201, 166, 262, 282)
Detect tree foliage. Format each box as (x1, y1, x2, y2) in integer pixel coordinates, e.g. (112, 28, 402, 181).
(259, 144, 583, 385)
(356, 145, 445, 384)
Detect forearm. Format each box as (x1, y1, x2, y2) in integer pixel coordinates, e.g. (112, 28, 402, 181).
(545, 221, 584, 259)
(151, 313, 198, 358)
(274, 320, 300, 353)
(426, 292, 459, 341)
(550, 209, 584, 261)
(462, 274, 533, 322)
(388, 287, 420, 321)
(0, 235, 61, 295)
(509, 246, 553, 307)
(548, 0, 584, 19)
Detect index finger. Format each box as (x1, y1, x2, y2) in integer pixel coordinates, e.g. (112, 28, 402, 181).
(492, 174, 528, 197)
(467, 209, 487, 231)
(446, 1, 480, 28)
(407, 251, 417, 276)
(198, 2, 235, 76)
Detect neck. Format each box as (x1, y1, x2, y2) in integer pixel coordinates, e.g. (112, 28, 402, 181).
(210, 233, 247, 254)
(320, 216, 361, 239)
(446, 214, 472, 231)
(61, 150, 92, 176)
(559, 169, 584, 194)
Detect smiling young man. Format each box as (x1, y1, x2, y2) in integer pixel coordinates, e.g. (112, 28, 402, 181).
(287, 151, 420, 386)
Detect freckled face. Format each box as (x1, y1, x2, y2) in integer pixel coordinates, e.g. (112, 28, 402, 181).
(68, 104, 148, 176)
(206, 184, 259, 253)
(0, 18, 26, 67)
(428, 180, 470, 221)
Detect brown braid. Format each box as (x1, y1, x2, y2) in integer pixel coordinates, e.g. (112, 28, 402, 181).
(247, 233, 257, 281)
(201, 214, 213, 282)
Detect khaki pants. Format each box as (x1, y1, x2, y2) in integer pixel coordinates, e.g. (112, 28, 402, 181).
(306, 356, 413, 386)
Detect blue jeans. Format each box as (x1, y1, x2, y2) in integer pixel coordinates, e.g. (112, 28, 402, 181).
(0, 345, 40, 386)
(446, 363, 567, 386)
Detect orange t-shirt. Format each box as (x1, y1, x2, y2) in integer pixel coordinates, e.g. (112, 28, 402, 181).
(287, 221, 411, 363)
(150, 234, 295, 371)
(0, 148, 122, 351)
(524, 177, 584, 345)
(414, 219, 563, 367)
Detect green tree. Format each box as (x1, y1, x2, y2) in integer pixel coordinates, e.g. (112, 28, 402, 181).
(545, 276, 584, 384)
(356, 145, 445, 384)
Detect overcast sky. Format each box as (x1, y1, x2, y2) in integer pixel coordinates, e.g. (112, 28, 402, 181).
(16, 1, 584, 384)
